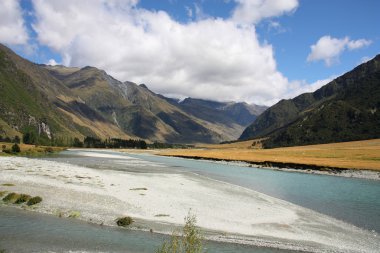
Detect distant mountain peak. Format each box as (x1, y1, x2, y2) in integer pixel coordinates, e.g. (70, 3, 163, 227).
(139, 83, 148, 89)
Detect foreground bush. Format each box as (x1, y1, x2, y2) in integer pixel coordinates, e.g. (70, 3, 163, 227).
(156, 212, 207, 253)
(2, 192, 20, 203)
(11, 143, 20, 153)
(116, 216, 133, 227)
(27, 196, 42, 206)
(14, 194, 31, 204)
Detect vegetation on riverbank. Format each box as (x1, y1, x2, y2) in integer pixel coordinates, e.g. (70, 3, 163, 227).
(157, 212, 206, 253)
(159, 139, 380, 171)
(2, 191, 42, 206)
(0, 142, 65, 156)
(116, 216, 134, 227)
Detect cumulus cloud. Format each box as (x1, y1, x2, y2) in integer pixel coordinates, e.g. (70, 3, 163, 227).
(347, 39, 372, 50)
(285, 76, 336, 100)
(307, 36, 372, 66)
(0, 0, 29, 45)
(46, 58, 59, 66)
(232, 0, 298, 25)
(29, 0, 309, 105)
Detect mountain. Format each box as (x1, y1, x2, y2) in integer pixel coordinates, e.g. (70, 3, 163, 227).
(0, 44, 131, 145)
(0, 44, 265, 144)
(240, 54, 380, 148)
(46, 65, 266, 143)
(179, 98, 266, 126)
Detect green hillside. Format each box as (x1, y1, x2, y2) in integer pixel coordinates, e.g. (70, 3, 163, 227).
(240, 54, 380, 148)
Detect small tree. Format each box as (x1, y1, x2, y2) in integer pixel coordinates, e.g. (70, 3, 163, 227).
(13, 136, 20, 144)
(72, 137, 84, 147)
(11, 143, 21, 153)
(156, 211, 207, 253)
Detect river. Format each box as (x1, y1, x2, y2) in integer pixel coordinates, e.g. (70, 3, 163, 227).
(0, 149, 379, 252)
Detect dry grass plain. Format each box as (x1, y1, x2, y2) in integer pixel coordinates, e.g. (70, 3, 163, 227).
(159, 139, 380, 171)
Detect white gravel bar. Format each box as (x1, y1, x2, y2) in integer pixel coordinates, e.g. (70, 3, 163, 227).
(0, 153, 379, 253)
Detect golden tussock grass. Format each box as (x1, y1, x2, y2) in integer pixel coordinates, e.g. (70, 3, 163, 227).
(159, 139, 380, 171)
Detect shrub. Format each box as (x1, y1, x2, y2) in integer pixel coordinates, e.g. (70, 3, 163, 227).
(27, 196, 42, 206)
(68, 211, 81, 218)
(2, 192, 20, 203)
(156, 211, 206, 253)
(116, 216, 133, 227)
(15, 194, 31, 204)
(1, 183, 15, 186)
(2, 149, 11, 154)
(11, 143, 20, 153)
(44, 147, 54, 153)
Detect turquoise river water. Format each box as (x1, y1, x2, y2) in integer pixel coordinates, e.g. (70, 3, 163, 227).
(1, 149, 379, 252)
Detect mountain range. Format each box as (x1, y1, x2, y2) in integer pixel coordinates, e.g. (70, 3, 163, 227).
(0, 44, 266, 144)
(240, 54, 380, 147)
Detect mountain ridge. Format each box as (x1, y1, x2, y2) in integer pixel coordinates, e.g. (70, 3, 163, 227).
(240, 54, 380, 147)
(0, 44, 265, 144)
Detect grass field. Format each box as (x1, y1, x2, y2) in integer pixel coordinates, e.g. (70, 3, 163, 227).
(159, 139, 380, 171)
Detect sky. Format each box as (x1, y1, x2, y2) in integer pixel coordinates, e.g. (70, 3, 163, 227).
(0, 0, 379, 106)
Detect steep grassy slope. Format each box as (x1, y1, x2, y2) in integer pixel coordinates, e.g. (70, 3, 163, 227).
(0, 44, 129, 142)
(240, 54, 380, 147)
(51, 66, 226, 143)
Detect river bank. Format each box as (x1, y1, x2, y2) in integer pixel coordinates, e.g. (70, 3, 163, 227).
(160, 154, 380, 181)
(1, 152, 379, 253)
(154, 139, 380, 180)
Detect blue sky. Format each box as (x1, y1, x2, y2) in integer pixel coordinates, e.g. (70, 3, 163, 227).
(0, 0, 379, 105)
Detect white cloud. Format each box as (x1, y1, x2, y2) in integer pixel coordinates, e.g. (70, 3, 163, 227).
(46, 59, 59, 66)
(307, 36, 372, 66)
(185, 6, 193, 18)
(286, 76, 336, 99)
(347, 39, 372, 50)
(30, 0, 308, 106)
(0, 0, 29, 45)
(232, 0, 298, 25)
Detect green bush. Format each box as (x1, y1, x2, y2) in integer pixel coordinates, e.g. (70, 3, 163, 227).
(44, 147, 54, 153)
(14, 194, 31, 204)
(27, 196, 42, 206)
(156, 212, 206, 253)
(68, 211, 81, 218)
(116, 216, 133, 227)
(11, 143, 20, 153)
(2, 192, 20, 203)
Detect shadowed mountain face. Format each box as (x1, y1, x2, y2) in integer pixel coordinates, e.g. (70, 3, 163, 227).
(179, 98, 266, 127)
(240, 54, 380, 148)
(0, 44, 265, 144)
